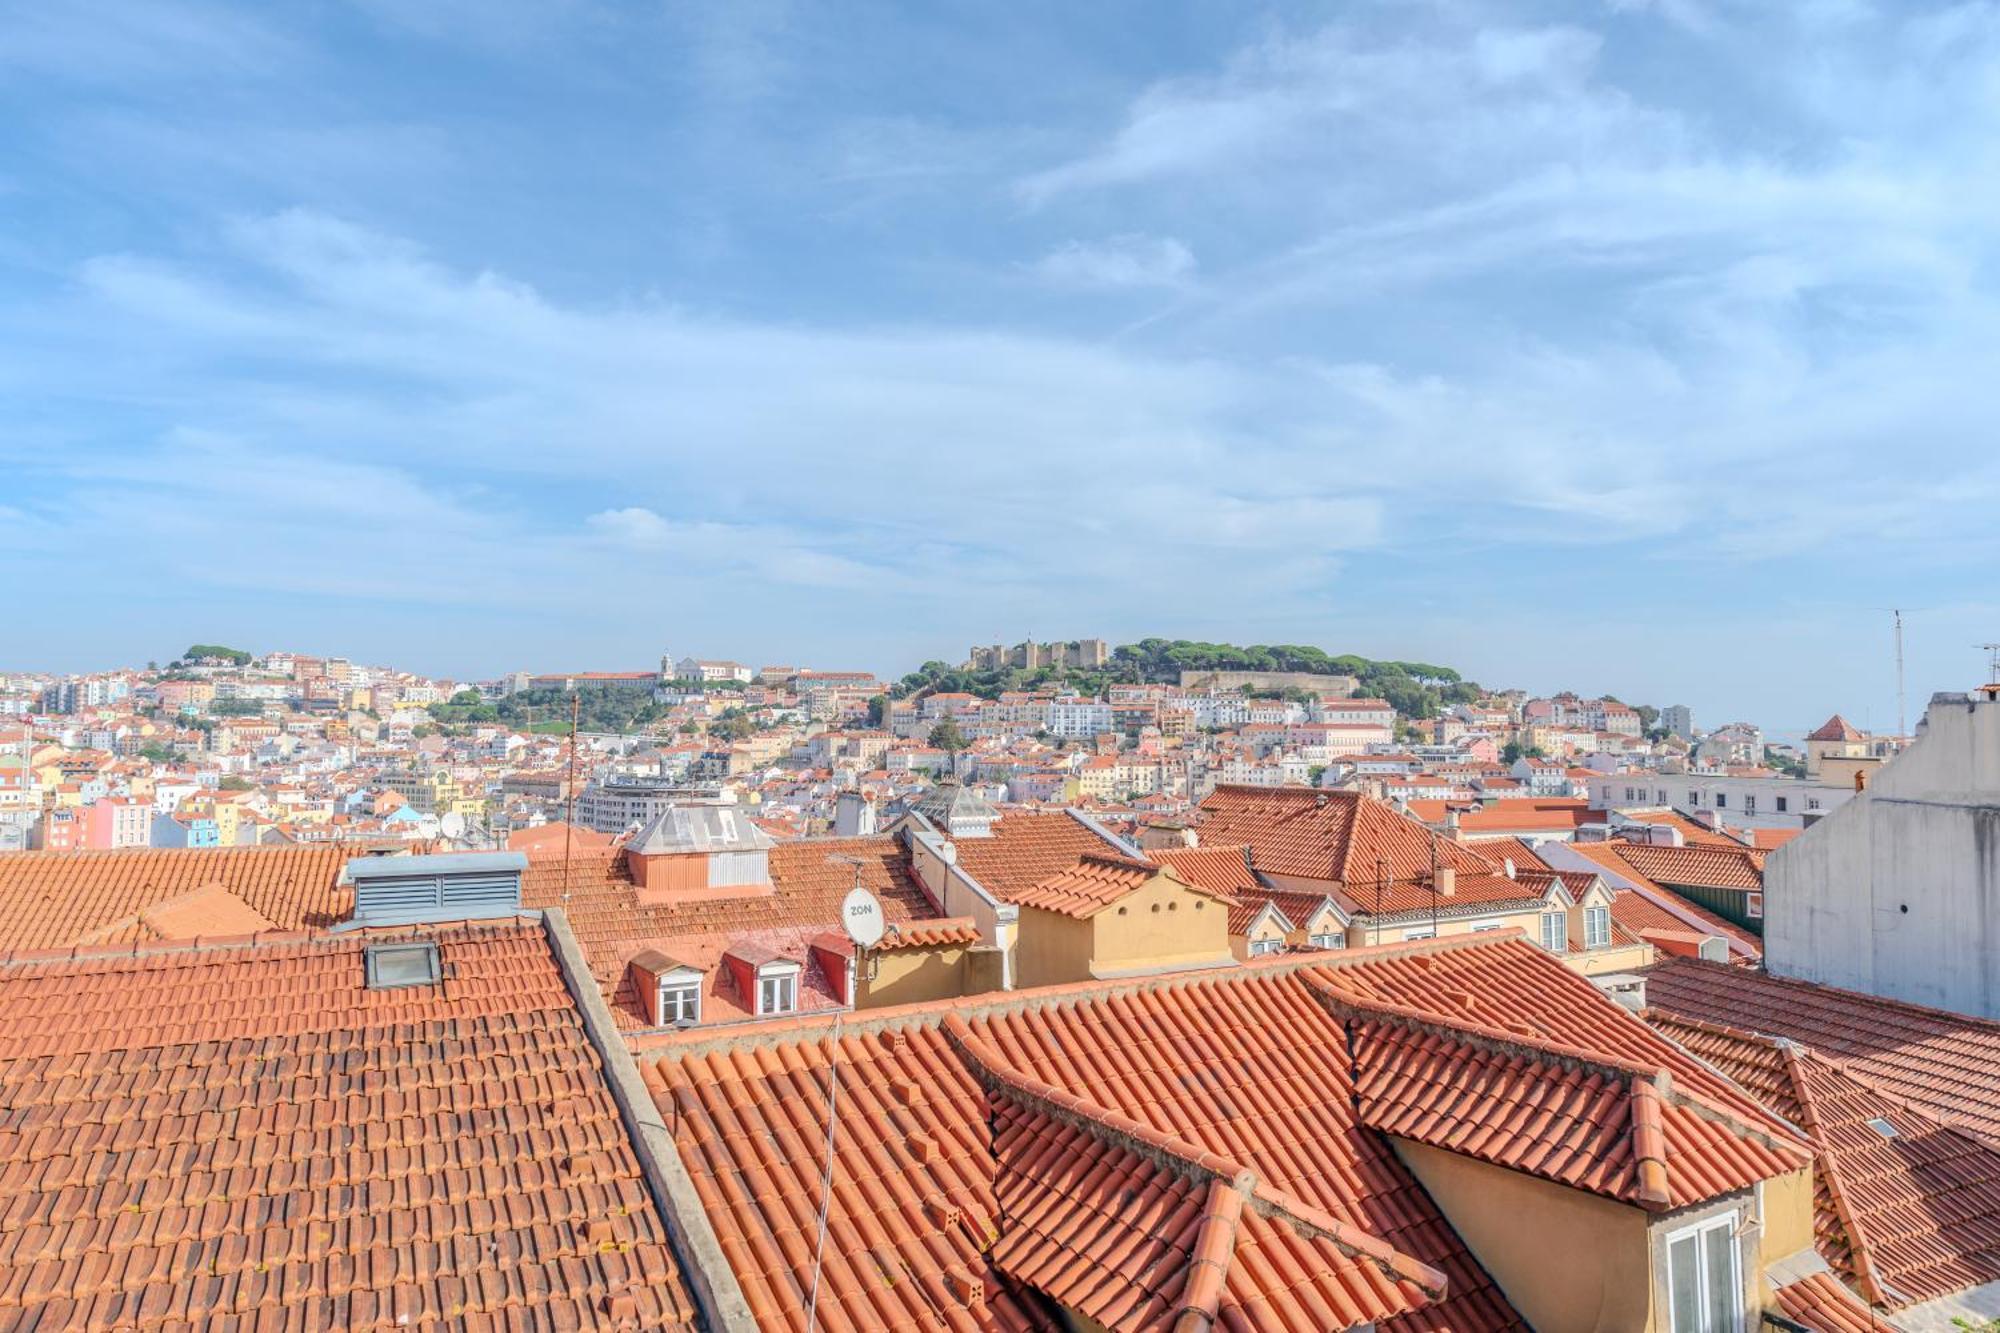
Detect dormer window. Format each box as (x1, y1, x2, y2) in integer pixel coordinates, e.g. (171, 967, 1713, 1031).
(660, 976, 701, 1026)
(1308, 932, 1342, 950)
(759, 972, 798, 1015)
(1249, 937, 1284, 957)
(1584, 905, 1611, 949)
(1539, 911, 1567, 954)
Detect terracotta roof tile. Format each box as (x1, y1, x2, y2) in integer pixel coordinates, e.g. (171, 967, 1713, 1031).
(1196, 786, 1496, 889)
(1644, 958, 2000, 1147)
(1009, 854, 1164, 919)
(1149, 844, 1262, 897)
(1605, 841, 1764, 892)
(521, 835, 953, 1028)
(0, 846, 349, 951)
(947, 812, 1134, 899)
(0, 922, 698, 1330)
(1651, 1010, 2000, 1309)
(1771, 1270, 1885, 1332)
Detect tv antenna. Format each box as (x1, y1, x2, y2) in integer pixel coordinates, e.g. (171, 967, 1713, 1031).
(1981, 643, 2000, 686)
(1893, 610, 1907, 740)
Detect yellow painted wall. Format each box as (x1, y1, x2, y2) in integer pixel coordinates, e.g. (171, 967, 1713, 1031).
(1757, 1166, 1815, 1273)
(1392, 1138, 1657, 1332)
(1014, 872, 1234, 988)
(1013, 908, 1098, 989)
(1567, 942, 1657, 976)
(1088, 873, 1232, 976)
(859, 945, 968, 1009)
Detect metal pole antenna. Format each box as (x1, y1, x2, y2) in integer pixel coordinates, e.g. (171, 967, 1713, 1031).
(561, 692, 579, 905)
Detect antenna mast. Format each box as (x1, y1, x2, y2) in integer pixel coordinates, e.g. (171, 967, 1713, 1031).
(1981, 643, 2000, 686)
(561, 692, 580, 906)
(1894, 609, 1907, 739)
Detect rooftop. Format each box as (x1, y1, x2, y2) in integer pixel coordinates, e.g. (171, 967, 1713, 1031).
(643, 933, 1807, 1332)
(0, 921, 698, 1329)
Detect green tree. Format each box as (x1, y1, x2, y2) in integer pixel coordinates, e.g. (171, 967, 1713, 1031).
(928, 717, 968, 752)
(1502, 741, 1523, 764)
(184, 644, 252, 666)
(209, 698, 264, 717)
(218, 775, 255, 791)
(866, 694, 887, 727)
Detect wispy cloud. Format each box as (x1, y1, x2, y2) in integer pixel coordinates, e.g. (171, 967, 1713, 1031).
(1029, 234, 1196, 289)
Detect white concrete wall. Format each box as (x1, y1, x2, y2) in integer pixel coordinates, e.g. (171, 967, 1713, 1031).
(1766, 692, 2000, 1018)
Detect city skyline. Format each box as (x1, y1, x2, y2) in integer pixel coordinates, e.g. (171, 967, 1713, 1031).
(7, 1, 1999, 728)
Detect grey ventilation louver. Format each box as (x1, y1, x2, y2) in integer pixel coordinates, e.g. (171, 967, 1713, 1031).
(345, 851, 528, 927)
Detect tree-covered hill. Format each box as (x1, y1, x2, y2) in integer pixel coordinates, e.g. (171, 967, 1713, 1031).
(892, 639, 1481, 719)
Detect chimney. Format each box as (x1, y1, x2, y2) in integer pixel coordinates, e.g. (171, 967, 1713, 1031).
(1436, 867, 1456, 897)
(1445, 808, 1461, 837)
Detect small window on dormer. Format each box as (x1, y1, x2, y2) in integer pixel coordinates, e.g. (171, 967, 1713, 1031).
(759, 973, 797, 1015)
(1585, 905, 1611, 949)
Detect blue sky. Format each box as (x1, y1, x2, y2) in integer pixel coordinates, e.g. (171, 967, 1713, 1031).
(3, 0, 1997, 728)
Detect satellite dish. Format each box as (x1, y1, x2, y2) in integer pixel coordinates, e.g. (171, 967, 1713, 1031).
(439, 812, 466, 839)
(841, 886, 886, 950)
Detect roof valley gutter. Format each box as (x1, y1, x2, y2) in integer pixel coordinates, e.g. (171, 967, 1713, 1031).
(540, 907, 758, 1332)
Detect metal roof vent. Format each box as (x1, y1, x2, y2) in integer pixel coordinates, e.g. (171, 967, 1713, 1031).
(345, 851, 527, 928)
(365, 941, 440, 989)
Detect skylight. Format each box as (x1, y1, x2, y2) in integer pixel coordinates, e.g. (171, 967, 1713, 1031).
(1866, 1117, 1898, 1139)
(365, 941, 441, 989)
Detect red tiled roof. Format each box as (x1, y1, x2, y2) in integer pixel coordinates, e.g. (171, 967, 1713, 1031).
(948, 811, 1133, 899)
(1195, 786, 1496, 889)
(1149, 843, 1262, 897)
(1608, 841, 1764, 892)
(649, 934, 1812, 1333)
(0, 846, 350, 951)
(1644, 959, 2000, 1147)
(1615, 809, 1747, 849)
(977, 1024, 1441, 1331)
(0, 922, 698, 1329)
(521, 835, 950, 1027)
(1808, 714, 1866, 742)
(126, 882, 277, 941)
(878, 918, 983, 951)
(1651, 1011, 2000, 1309)
(1010, 854, 1166, 918)
(1607, 886, 1762, 962)
(1771, 1271, 1880, 1332)
(1478, 837, 1552, 874)
(1402, 799, 1596, 834)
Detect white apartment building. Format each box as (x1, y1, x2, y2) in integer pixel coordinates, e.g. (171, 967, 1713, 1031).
(1586, 772, 1852, 830)
(1046, 699, 1114, 739)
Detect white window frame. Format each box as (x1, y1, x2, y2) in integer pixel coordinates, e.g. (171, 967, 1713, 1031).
(1402, 926, 1437, 942)
(1585, 904, 1611, 949)
(658, 977, 702, 1026)
(1249, 937, 1284, 957)
(758, 971, 798, 1015)
(1469, 917, 1505, 933)
(1664, 1211, 1741, 1333)
(1308, 931, 1342, 950)
(1746, 892, 1763, 921)
(1539, 910, 1567, 953)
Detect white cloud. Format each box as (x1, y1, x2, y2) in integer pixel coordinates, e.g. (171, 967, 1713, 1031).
(1029, 234, 1196, 289)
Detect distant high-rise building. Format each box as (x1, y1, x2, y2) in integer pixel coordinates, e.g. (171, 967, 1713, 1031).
(1661, 704, 1694, 740)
